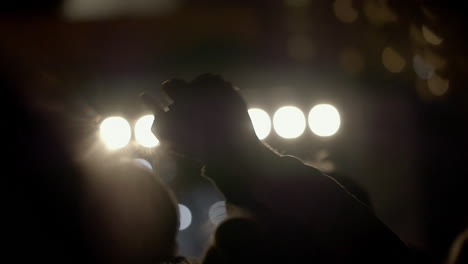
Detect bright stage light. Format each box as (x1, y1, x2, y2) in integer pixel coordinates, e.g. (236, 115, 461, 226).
(273, 106, 306, 139)
(248, 108, 271, 140)
(178, 204, 192, 231)
(99, 116, 132, 150)
(308, 104, 341, 137)
(135, 115, 159, 148)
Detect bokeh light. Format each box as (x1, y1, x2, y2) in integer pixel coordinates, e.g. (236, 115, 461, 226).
(308, 104, 341, 137)
(99, 116, 132, 150)
(208, 201, 227, 226)
(134, 158, 153, 171)
(363, 0, 398, 25)
(333, 0, 358, 23)
(422, 25, 443, 45)
(178, 204, 192, 231)
(428, 73, 449, 96)
(413, 55, 435, 80)
(273, 106, 306, 139)
(135, 115, 159, 148)
(248, 108, 272, 140)
(382, 47, 406, 73)
(63, 0, 182, 21)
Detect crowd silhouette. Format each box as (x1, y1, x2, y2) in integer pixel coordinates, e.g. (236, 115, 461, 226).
(6, 67, 443, 263)
(3, 0, 467, 262)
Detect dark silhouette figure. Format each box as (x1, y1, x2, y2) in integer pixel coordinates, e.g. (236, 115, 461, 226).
(143, 74, 411, 264)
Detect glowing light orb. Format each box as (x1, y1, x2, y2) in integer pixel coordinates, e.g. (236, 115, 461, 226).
(99, 116, 131, 150)
(334, 0, 358, 23)
(273, 106, 306, 139)
(382, 47, 406, 73)
(413, 55, 435, 80)
(208, 201, 227, 225)
(178, 204, 192, 231)
(428, 74, 449, 96)
(422, 25, 443, 45)
(308, 104, 341, 137)
(248, 108, 271, 140)
(135, 115, 159, 148)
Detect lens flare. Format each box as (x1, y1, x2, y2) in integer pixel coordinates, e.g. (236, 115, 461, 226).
(308, 104, 341, 137)
(248, 108, 271, 140)
(99, 116, 132, 150)
(273, 106, 306, 139)
(135, 115, 159, 148)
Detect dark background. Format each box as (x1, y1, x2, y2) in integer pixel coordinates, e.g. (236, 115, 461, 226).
(1, 0, 467, 261)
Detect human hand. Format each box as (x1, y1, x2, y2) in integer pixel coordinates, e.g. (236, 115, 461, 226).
(142, 74, 259, 164)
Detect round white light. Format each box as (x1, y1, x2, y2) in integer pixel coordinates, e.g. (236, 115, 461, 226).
(273, 106, 306, 139)
(308, 104, 341, 137)
(99, 116, 132, 150)
(248, 108, 271, 140)
(178, 204, 192, 231)
(135, 115, 159, 148)
(208, 201, 227, 225)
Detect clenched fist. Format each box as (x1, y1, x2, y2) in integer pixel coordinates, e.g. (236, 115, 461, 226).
(142, 74, 261, 165)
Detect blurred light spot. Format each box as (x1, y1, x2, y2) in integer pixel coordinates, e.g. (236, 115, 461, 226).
(99, 117, 131, 150)
(413, 55, 435, 80)
(209, 201, 227, 226)
(334, 0, 358, 23)
(382, 47, 406, 73)
(248, 108, 271, 140)
(285, 0, 310, 8)
(340, 48, 364, 74)
(135, 115, 159, 148)
(273, 106, 306, 139)
(422, 25, 443, 45)
(363, 0, 398, 26)
(178, 204, 192, 231)
(428, 74, 449, 96)
(308, 104, 341, 137)
(63, 0, 181, 21)
(134, 158, 153, 171)
(288, 34, 315, 61)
